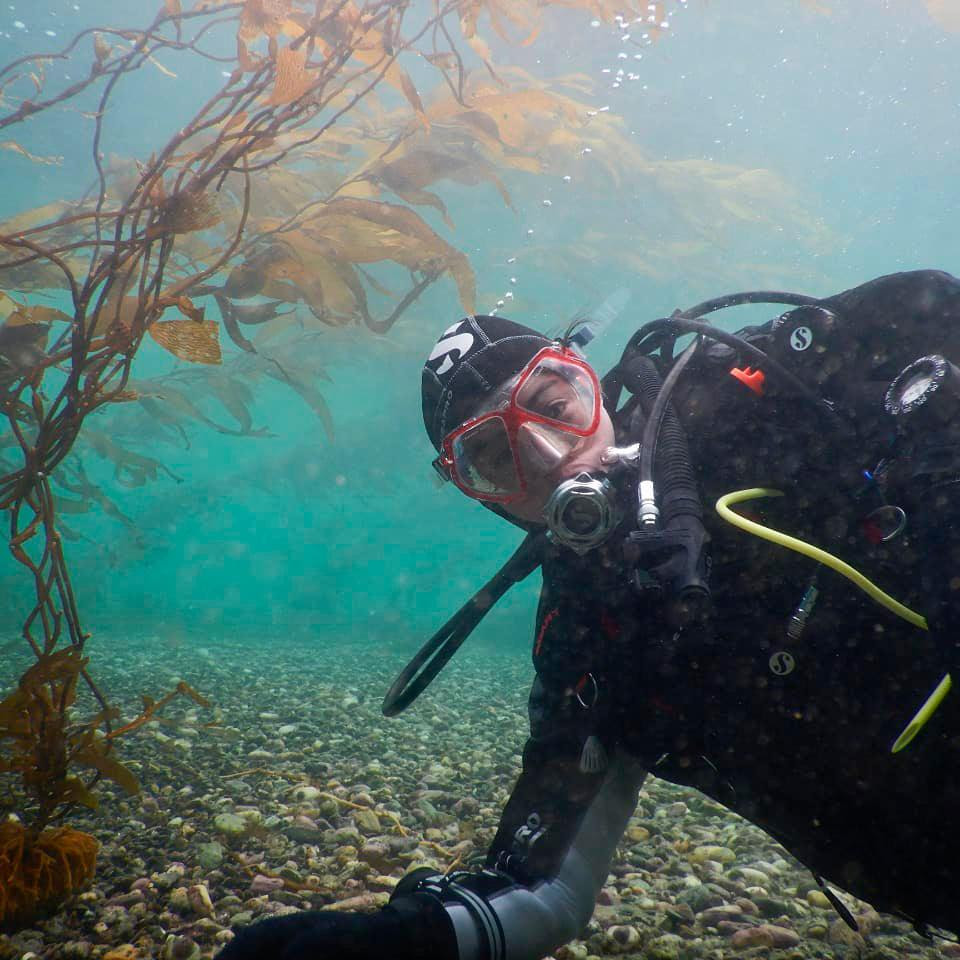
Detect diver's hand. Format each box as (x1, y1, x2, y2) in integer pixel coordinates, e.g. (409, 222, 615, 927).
(216, 899, 456, 960)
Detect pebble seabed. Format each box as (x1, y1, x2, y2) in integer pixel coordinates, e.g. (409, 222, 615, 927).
(1, 638, 957, 960)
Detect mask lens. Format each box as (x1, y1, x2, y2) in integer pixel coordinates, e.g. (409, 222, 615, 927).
(515, 356, 597, 429)
(451, 416, 520, 496)
(517, 421, 582, 472)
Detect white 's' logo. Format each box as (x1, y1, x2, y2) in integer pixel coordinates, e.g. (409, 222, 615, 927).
(428, 321, 475, 377)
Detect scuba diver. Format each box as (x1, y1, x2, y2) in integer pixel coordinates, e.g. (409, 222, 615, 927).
(219, 269, 960, 960)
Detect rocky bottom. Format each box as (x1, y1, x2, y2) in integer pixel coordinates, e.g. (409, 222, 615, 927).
(0, 636, 956, 960)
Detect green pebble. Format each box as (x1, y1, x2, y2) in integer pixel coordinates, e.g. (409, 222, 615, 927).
(196, 841, 224, 870)
(690, 845, 736, 865)
(212, 813, 247, 838)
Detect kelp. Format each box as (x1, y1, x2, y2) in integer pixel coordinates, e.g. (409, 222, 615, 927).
(0, 646, 208, 928)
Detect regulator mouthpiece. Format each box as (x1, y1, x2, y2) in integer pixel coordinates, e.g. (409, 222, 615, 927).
(543, 472, 621, 554)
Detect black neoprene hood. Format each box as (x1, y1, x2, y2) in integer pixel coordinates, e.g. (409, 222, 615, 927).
(421, 314, 553, 452)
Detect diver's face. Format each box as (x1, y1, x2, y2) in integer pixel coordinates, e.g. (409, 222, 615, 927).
(498, 403, 616, 522)
(439, 348, 614, 520)
(463, 364, 615, 522)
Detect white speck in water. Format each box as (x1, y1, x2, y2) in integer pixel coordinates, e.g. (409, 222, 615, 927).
(542, 199, 552, 206)
(504, 291, 514, 300)
(634, 53, 643, 60)
(601, 68, 611, 74)
(496, 299, 505, 308)
(222, 70, 231, 77)
(598, 105, 610, 112)
(44, 29, 55, 36)
(526, 228, 534, 236)
(13, 20, 25, 29)
(507, 256, 517, 263)
(509, 277, 517, 284)
(617, 52, 627, 59)
(581, 147, 592, 155)
(562, 175, 572, 182)
(590, 19, 600, 27)
(612, 82, 621, 88)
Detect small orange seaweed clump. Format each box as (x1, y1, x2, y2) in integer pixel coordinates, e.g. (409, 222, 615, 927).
(0, 821, 98, 931)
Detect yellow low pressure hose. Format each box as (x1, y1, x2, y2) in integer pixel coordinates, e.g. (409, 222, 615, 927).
(715, 488, 951, 753)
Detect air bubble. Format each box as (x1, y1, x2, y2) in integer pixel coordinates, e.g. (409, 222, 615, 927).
(562, 175, 572, 182)
(504, 291, 514, 300)
(542, 199, 552, 206)
(507, 256, 517, 263)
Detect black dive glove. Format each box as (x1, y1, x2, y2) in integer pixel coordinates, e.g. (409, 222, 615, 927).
(215, 895, 458, 960)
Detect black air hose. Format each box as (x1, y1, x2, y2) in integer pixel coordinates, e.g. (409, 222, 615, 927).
(621, 352, 702, 527)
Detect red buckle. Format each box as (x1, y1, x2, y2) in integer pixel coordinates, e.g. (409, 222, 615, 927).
(730, 366, 766, 395)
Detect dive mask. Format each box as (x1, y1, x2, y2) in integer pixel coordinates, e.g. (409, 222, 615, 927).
(433, 345, 602, 504)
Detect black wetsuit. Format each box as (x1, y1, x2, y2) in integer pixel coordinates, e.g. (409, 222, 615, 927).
(395, 270, 960, 959)
(218, 271, 960, 960)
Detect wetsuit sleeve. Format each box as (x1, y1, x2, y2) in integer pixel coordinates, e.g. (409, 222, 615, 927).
(400, 731, 646, 960)
(391, 589, 648, 960)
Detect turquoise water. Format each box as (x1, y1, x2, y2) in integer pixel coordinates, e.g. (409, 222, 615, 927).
(2, 0, 956, 661)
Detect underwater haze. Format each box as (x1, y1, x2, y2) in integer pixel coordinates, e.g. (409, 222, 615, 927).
(0, 0, 959, 957)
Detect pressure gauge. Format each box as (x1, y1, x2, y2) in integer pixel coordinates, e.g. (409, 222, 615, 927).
(884, 354, 960, 420)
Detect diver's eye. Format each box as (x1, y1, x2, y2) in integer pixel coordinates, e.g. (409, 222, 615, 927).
(544, 398, 570, 420)
(475, 443, 516, 486)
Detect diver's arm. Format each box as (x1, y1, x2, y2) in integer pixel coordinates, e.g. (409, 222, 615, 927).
(398, 737, 647, 960)
(218, 677, 646, 960)
(217, 745, 646, 960)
